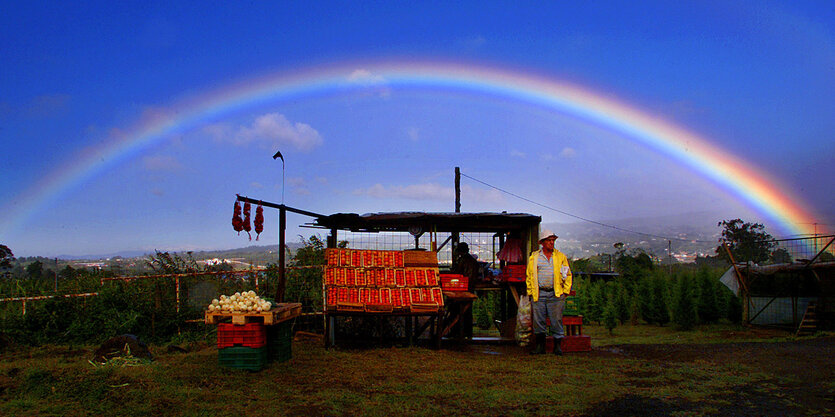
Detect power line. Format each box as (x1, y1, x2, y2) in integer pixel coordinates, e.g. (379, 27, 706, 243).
(459, 171, 714, 243)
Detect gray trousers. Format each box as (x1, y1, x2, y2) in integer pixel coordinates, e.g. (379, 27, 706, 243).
(532, 291, 565, 337)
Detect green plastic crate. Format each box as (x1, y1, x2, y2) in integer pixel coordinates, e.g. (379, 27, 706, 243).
(218, 346, 268, 371)
(267, 321, 293, 363)
(564, 296, 580, 316)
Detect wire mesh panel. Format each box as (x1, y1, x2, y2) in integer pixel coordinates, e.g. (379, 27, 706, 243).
(749, 297, 816, 326)
(770, 235, 835, 264)
(337, 231, 503, 270)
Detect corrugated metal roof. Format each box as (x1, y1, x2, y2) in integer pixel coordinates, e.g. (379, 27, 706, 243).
(313, 211, 540, 233)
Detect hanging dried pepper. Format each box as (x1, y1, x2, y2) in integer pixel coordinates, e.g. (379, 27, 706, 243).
(232, 201, 243, 234)
(242, 202, 252, 240)
(254, 205, 264, 241)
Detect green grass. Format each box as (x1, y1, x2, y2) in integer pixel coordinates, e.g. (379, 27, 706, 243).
(0, 324, 831, 417)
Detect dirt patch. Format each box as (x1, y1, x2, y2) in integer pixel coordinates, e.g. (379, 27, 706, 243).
(581, 394, 694, 417)
(594, 336, 835, 415)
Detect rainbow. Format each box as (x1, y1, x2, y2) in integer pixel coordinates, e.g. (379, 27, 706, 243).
(0, 59, 820, 238)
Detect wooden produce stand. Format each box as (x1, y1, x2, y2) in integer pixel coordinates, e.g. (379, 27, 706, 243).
(205, 302, 302, 325)
(323, 249, 445, 348)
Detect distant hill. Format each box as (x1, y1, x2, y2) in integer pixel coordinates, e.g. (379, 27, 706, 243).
(54, 211, 726, 262)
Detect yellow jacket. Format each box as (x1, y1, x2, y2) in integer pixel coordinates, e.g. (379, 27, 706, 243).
(526, 249, 573, 302)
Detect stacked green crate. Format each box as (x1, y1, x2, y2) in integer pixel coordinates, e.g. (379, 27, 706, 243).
(564, 295, 580, 316)
(267, 321, 292, 363)
(218, 346, 269, 371)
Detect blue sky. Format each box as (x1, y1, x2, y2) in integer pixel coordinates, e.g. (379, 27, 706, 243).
(1, 1, 833, 257)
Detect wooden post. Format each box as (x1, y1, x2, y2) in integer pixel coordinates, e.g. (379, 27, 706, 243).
(452, 167, 461, 267)
(277, 205, 287, 303)
(723, 242, 749, 323)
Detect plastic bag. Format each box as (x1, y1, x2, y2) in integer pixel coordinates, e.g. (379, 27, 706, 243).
(515, 295, 533, 346)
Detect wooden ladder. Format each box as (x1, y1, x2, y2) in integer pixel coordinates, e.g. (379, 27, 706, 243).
(796, 301, 818, 337)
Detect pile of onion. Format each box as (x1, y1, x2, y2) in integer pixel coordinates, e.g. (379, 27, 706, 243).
(207, 291, 272, 313)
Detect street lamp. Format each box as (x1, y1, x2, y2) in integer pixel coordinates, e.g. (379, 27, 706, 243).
(272, 150, 284, 204)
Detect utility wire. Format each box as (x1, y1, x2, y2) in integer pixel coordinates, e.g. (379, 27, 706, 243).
(460, 172, 715, 243)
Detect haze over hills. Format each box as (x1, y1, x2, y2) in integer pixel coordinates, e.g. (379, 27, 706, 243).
(50, 212, 727, 263)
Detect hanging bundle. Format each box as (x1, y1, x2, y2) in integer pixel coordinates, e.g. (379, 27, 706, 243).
(254, 205, 264, 241)
(232, 201, 243, 234)
(242, 202, 252, 240)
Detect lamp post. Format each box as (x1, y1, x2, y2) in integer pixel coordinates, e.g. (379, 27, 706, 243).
(273, 150, 286, 302)
(273, 151, 284, 204)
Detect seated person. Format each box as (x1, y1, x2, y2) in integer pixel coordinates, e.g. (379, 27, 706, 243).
(452, 242, 481, 291)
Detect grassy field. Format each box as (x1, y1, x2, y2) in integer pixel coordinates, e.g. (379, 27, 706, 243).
(1, 324, 832, 417)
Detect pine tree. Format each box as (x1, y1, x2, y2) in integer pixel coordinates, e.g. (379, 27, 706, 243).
(591, 281, 608, 325)
(474, 298, 491, 330)
(672, 272, 698, 330)
(615, 282, 630, 324)
(728, 294, 743, 324)
(640, 271, 670, 325)
(603, 292, 618, 334)
(696, 268, 720, 323)
(653, 273, 670, 326)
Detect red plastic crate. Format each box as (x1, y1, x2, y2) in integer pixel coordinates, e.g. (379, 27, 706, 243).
(345, 268, 356, 286)
(217, 322, 267, 348)
(425, 270, 438, 286)
(503, 264, 526, 283)
(432, 287, 444, 306)
(563, 316, 583, 326)
(440, 274, 468, 291)
(415, 269, 427, 286)
(362, 250, 374, 267)
(546, 335, 591, 353)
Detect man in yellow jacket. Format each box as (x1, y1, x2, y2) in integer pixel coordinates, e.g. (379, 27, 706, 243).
(526, 229, 573, 355)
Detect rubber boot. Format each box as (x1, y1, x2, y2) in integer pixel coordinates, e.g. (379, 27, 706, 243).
(553, 336, 563, 356)
(530, 333, 545, 355)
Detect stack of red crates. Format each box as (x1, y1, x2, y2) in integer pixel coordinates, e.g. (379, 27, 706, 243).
(324, 249, 443, 313)
(557, 290, 590, 352)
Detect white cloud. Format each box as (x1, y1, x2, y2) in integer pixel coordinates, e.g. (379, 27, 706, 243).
(231, 113, 323, 151)
(142, 155, 182, 171)
(347, 69, 391, 98)
(348, 69, 387, 85)
(250, 181, 264, 189)
(202, 116, 322, 152)
(150, 188, 165, 196)
(510, 150, 526, 158)
(316, 177, 328, 184)
(287, 177, 306, 187)
(540, 153, 555, 161)
(293, 188, 311, 196)
(406, 127, 420, 141)
(559, 147, 577, 158)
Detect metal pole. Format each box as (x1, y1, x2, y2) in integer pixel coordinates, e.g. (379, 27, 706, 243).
(277, 205, 287, 303)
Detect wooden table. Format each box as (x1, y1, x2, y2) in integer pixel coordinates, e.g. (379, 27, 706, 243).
(324, 309, 443, 349)
(440, 291, 478, 342)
